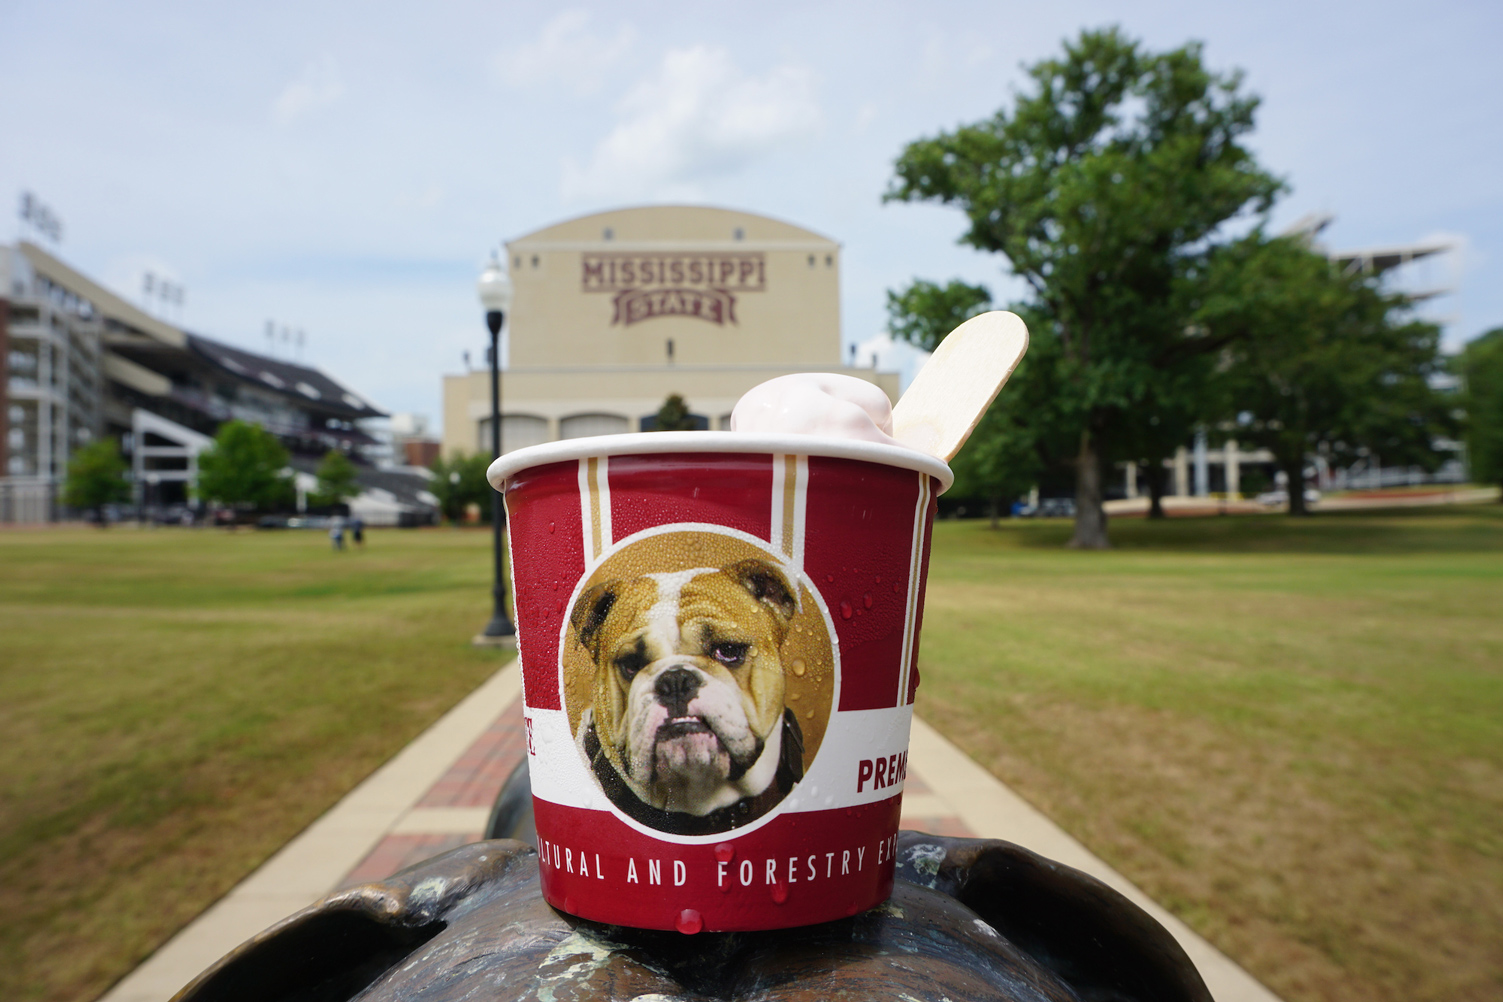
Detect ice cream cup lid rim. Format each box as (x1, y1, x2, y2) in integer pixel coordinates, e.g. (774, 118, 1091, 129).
(486, 431, 954, 492)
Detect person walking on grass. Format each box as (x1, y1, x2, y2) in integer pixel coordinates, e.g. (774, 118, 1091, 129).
(350, 516, 364, 547)
(330, 516, 345, 552)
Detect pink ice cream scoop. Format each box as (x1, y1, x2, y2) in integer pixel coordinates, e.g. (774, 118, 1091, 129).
(729, 373, 900, 446)
(732, 312, 1028, 461)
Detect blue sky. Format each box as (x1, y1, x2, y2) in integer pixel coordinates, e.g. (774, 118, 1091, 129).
(3, 0, 1499, 422)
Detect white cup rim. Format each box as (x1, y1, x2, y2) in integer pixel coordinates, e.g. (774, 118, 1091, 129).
(486, 431, 954, 493)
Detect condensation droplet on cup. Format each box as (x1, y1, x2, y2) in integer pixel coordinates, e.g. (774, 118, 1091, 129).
(715, 842, 735, 863)
(792, 658, 806, 676)
(770, 882, 788, 904)
(840, 601, 853, 619)
(863, 593, 873, 609)
(548, 521, 556, 534)
(676, 908, 703, 934)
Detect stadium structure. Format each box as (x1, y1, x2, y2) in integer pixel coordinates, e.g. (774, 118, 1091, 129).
(0, 240, 437, 524)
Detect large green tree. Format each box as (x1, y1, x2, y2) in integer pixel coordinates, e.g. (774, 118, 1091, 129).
(61, 437, 130, 523)
(885, 280, 992, 353)
(429, 452, 492, 524)
(887, 286, 1056, 519)
(195, 420, 294, 515)
(312, 449, 361, 508)
(651, 394, 699, 431)
(1460, 328, 1503, 496)
(886, 27, 1281, 547)
(1194, 233, 1452, 514)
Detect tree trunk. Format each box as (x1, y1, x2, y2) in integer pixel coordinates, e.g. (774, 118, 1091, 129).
(1282, 457, 1308, 517)
(1069, 430, 1110, 549)
(988, 495, 1001, 529)
(1146, 461, 1167, 520)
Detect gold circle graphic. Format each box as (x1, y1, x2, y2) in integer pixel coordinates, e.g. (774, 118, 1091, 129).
(563, 529, 835, 782)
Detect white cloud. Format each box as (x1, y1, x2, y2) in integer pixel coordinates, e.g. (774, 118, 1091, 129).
(964, 41, 995, 68)
(919, 33, 948, 83)
(495, 10, 635, 96)
(390, 183, 445, 211)
(562, 45, 821, 203)
(913, 29, 995, 92)
(272, 55, 345, 126)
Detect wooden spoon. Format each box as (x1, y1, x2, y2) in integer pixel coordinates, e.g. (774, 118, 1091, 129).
(891, 310, 1029, 462)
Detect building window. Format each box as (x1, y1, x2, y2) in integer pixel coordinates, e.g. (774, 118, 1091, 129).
(639, 412, 708, 431)
(603, 228, 614, 241)
(560, 413, 629, 439)
(479, 413, 550, 454)
(733, 228, 745, 240)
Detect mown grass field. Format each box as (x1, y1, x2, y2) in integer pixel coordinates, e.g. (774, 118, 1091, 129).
(914, 505, 1503, 1002)
(0, 527, 507, 1001)
(1, 507, 1499, 1002)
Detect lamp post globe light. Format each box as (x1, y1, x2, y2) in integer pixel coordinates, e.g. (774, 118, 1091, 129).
(475, 256, 516, 645)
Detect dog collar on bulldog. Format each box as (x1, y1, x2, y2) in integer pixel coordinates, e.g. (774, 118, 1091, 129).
(583, 709, 805, 836)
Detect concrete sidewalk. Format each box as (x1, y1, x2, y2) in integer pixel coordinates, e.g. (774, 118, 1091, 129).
(103, 660, 1280, 1002)
(1104, 485, 1499, 518)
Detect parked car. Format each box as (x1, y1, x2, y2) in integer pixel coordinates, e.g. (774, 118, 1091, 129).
(1255, 488, 1321, 508)
(1041, 497, 1075, 518)
(1016, 497, 1077, 518)
(257, 514, 337, 529)
(152, 503, 196, 526)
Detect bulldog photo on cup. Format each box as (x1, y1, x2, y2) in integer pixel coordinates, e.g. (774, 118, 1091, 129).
(569, 555, 814, 836)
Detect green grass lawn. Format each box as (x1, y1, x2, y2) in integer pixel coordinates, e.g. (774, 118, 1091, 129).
(2, 509, 1499, 1002)
(914, 505, 1503, 1002)
(0, 527, 508, 1002)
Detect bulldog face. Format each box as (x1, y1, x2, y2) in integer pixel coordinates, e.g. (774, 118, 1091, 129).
(571, 559, 799, 817)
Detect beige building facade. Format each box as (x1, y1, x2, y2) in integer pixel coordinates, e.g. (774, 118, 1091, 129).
(442, 206, 899, 457)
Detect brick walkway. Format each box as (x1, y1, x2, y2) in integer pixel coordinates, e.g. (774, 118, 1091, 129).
(105, 664, 1278, 1002)
(339, 693, 973, 887)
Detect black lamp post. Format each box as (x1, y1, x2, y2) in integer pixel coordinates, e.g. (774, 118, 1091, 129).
(475, 257, 516, 644)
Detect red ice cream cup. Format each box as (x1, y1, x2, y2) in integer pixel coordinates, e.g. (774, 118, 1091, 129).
(488, 431, 951, 932)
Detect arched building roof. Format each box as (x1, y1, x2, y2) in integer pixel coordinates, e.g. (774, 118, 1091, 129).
(509, 205, 837, 249)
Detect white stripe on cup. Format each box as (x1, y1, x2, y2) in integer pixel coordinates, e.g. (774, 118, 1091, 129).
(577, 456, 612, 569)
(897, 473, 930, 706)
(770, 454, 809, 570)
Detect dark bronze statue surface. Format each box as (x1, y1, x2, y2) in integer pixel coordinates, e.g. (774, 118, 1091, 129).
(174, 828, 1210, 1002)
